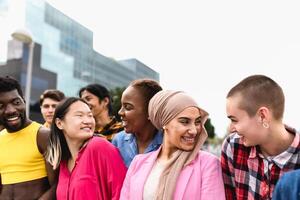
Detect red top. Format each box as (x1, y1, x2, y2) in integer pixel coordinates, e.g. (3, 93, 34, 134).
(56, 137, 127, 200)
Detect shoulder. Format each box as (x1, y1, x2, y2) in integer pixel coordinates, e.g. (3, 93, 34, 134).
(221, 132, 248, 156)
(197, 151, 221, 167)
(112, 130, 126, 139)
(36, 122, 50, 153)
(280, 169, 300, 183)
(274, 169, 300, 196)
(222, 133, 241, 146)
(129, 151, 156, 169)
(112, 130, 132, 145)
(88, 136, 118, 151)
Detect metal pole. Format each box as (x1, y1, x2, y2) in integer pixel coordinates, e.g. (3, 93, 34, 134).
(24, 42, 34, 116)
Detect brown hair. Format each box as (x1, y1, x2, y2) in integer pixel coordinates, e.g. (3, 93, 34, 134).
(40, 89, 65, 105)
(129, 78, 162, 108)
(227, 75, 285, 120)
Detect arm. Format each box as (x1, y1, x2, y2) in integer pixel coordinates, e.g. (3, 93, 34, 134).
(200, 154, 225, 200)
(221, 137, 236, 200)
(37, 127, 58, 200)
(106, 147, 127, 200)
(0, 174, 2, 194)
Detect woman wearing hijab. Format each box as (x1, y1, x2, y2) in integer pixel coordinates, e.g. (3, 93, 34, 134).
(120, 90, 225, 200)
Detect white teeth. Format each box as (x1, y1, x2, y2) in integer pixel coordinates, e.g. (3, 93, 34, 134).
(183, 137, 195, 142)
(7, 117, 19, 121)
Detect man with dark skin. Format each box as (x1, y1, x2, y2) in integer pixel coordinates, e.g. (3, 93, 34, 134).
(0, 76, 57, 200)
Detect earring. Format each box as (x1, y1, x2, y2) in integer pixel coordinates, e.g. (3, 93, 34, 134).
(262, 122, 269, 129)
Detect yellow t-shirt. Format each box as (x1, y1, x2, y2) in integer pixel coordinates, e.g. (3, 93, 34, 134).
(0, 122, 47, 184)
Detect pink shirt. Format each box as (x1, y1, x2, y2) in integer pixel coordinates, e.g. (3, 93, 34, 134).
(57, 137, 127, 200)
(121, 149, 225, 200)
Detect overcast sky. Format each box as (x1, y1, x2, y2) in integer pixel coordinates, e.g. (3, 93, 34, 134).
(3, 0, 300, 137)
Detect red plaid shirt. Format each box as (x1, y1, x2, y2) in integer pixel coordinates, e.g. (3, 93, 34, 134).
(221, 126, 300, 200)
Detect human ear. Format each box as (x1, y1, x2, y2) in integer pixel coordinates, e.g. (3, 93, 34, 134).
(257, 107, 270, 122)
(55, 118, 64, 130)
(102, 97, 110, 106)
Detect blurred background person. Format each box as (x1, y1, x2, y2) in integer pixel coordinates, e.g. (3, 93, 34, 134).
(112, 79, 163, 167)
(120, 90, 225, 200)
(46, 97, 126, 200)
(40, 89, 65, 128)
(79, 84, 123, 141)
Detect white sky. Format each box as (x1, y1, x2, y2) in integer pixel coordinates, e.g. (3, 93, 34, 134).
(4, 0, 300, 137)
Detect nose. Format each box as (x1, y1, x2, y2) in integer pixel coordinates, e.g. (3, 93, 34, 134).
(118, 107, 124, 116)
(228, 123, 236, 134)
(188, 124, 198, 135)
(4, 104, 17, 115)
(49, 106, 55, 113)
(82, 115, 95, 124)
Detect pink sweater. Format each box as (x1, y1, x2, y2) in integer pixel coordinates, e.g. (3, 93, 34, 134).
(121, 149, 225, 200)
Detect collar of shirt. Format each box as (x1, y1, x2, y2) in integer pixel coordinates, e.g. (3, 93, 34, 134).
(248, 126, 299, 169)
(124, 130, 163, 153)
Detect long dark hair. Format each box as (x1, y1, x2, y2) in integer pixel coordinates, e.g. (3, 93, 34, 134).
(45, 97, 89, 169)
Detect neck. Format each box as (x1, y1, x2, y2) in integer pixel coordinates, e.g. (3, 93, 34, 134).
(66, 138, 85, 160)
(95, 111, 111, 130)
(158, 137, 177, 161)
(135, 125, 157, 153)
(6, 119, 32, 133)
(45, 122, 51, 128)
(158, 143, 177, 162)
(260, 123, 294, 157)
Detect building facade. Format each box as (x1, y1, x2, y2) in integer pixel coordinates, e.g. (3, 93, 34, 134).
(0, 0, 159, 98)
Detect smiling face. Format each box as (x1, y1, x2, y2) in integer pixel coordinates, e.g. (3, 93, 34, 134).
(80, 90, 107, 118)
(226, 94, 268, 146)
(163, 107, 202, 154)
(0, 89, 28, 132)
(56, 101, 95, 142)
(118, 86, 149, 134)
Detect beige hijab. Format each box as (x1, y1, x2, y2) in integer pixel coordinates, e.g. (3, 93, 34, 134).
(148, 90, 208, 200)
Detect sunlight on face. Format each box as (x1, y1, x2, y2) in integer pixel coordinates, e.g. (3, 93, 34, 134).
(164, 107, 202, 154)
(60, 101, 95, 142)
(226, 95, 267, 146)
(118, 86, 148, 134)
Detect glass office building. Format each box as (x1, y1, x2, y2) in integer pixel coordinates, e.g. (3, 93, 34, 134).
(0, 0, 159, 96)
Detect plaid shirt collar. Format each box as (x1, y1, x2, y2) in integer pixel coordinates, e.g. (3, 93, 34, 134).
(249, 126, 299, 169)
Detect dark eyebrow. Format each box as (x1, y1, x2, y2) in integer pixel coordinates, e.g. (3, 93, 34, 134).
(74, 110, 93, 114)
(12, 97, 23, 102)
(178, 116, 202, 120)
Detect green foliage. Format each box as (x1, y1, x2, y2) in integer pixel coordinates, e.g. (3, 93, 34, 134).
(110, 87, 126, 121)
(204, 118, 216, 139)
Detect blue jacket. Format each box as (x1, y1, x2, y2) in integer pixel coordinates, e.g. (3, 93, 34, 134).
(112, 130, 163, 167)
(273, 169, 300, 200)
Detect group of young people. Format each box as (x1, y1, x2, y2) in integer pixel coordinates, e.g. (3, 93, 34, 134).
(0, 74, 299, 200)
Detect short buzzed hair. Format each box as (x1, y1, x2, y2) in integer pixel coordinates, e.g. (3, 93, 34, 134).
(129, 79, 162, 111)
(0, 76, 23, 98)
(40, 89, 65, 105)
(227, 75, 285, 120)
